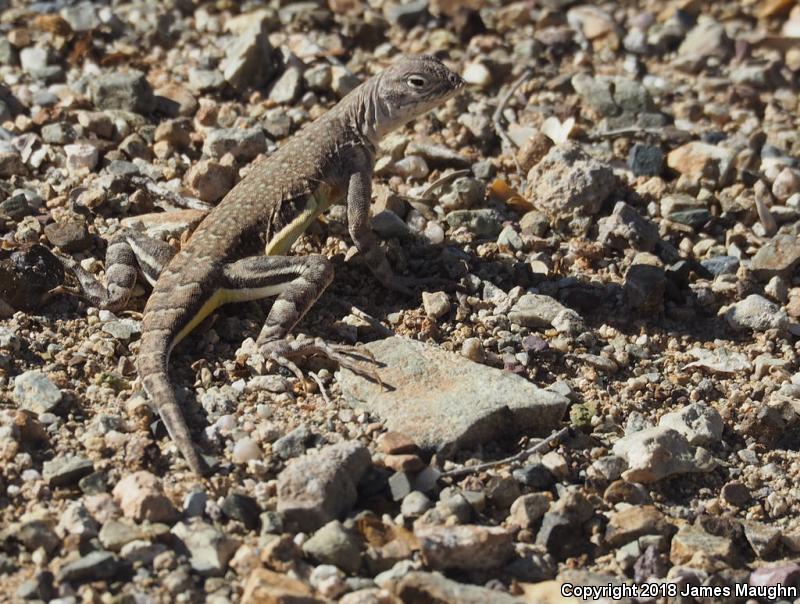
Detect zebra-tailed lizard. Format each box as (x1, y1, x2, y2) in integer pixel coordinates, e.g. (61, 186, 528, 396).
(61, 55, 464, 474)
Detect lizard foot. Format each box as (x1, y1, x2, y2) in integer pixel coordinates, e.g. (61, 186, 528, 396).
(259, 337, 381, 389)
(54, 253, 125, 311)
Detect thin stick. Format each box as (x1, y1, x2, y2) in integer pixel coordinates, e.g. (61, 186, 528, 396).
(440, 426, 570, 479)
(350, 305, 394, 338)
(419, 169, 472, 200)
(588, 125, 690, 141)
(492, 68, 534, 185)
(492, 67, 534, 150)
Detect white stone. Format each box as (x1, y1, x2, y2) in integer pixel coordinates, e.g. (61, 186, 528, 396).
(772, 167, 800, 201)
(658, 403, 723, 446)
(422, 291, 450, 320)
(423, 220, 444, 244)
(20, 47, 48, 72)
(232, 437, 262, 464)
(612, 426, 716, 483)
(462, 62, 492, 88)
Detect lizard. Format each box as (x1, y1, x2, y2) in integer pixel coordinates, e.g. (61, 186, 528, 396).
(60, 54, 465, 475)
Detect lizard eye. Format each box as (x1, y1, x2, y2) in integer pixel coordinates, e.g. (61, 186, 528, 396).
(406, 75, 427, 89)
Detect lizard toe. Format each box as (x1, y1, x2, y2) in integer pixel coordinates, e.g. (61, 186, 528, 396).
(260, 338, 382, 388)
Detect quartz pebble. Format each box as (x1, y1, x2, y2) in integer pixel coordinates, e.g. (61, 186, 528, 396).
(613, 427, 716, 483)
(232, 437, 262, 464)
(462, 62, 492, 88)
(422, 291, 450, 319)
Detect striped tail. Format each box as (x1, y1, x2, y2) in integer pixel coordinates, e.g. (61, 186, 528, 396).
(138, 332, 209, 475)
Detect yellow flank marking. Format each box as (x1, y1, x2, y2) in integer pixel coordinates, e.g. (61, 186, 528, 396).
(171, 283, 289, 348)
(172, 290, 225, 348)
(265, 184, 337, 256)
(172, 183, 339, 348)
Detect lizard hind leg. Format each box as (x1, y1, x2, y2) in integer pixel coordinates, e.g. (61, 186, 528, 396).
(221, 254, 378, 383)
(59, 229, 176, 311)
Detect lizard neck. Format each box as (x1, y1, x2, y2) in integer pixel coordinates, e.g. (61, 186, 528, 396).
(337, 74, 397, 147)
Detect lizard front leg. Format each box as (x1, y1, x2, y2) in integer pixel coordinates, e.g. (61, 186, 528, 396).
(346, 155, 444, 295)
(59, 229, 176, 311)
(222, 255, 375, 379)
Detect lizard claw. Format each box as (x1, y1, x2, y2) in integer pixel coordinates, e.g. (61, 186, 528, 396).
(259, 337, 382, 390)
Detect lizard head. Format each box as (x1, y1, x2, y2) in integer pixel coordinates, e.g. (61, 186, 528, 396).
(370, 54, 464, 137)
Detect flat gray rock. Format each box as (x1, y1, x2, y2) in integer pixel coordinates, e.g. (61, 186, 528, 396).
(725, 294, 789, 332)
(57, 551, 120, 584)
(13, 370, 62, 414)
(171, 521, 240, 576)
(750, 234, 800, 280)
(42, 456, 93, 487)
(339, 337, 568, 457)
(277, 441, 370, 533)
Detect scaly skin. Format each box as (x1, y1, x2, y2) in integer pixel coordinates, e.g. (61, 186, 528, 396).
(131, 55, 463, 474)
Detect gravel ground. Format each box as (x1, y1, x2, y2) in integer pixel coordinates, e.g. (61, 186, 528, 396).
(1, 0, 800, 602)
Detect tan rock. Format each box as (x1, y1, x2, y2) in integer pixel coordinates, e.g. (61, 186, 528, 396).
(339, 589, 400, 604)
(567, 5, 617, 40)
(508, 493, 551, 529)
(421, 291, 450, 320)
(112, 471, 177, 523)
(524, 142, 615, 220)
(383, 454, 425, 473)
(242, 567, 323, 604)
(670, 524, 736, 565)
(772, 167, 800, 201)
(260, 534, 302, 573)
(121, 209, 205, 240)
(519, 580, 581, 603)
(786, 288, 800, 318)
(154, 118, 193, 148)
(184, 159, 236, 203)
(416, 524, 515, 571)
(758, 0, 795, 18)
(377, 432, 419, 455)
(516, 132, 552, 173)
(612, 426, 716, 483)
(393, 571, 525, 603)
(667, 141, 736, 185)
(604, 505, 672, 547)
(155, 82, 198, 117)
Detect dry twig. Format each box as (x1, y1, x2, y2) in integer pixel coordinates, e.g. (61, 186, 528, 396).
(349, 305, 395, 338)
(419, 169, 472, 200)
(492, 68, 535, 185)
(440, 426, 571, 479)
